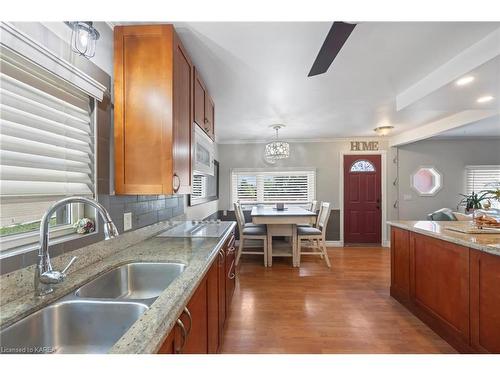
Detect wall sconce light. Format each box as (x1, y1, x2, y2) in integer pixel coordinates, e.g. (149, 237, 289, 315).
(65, 22, 100, 58)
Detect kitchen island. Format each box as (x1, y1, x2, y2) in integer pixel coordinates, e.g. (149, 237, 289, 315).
(388, 221, 500, 354)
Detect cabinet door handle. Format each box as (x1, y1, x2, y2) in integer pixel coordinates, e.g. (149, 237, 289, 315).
(173, 173, 180, 193)
(228, 259, 236, 280)
(175, 318, 187, 354)
(218, 249, 225, 264)
(182, 307, 192, 336)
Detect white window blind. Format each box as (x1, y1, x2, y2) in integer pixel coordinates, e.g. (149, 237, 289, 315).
(466, 165, 500, 194)
(231, 169, 315, 204)
(0, 48, 95, 227)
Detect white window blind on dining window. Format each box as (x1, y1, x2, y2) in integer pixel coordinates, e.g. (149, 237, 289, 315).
(0, 49, 95, 227)
(231, 169, 315, 204)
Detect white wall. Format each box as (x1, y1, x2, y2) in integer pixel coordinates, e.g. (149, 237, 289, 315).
(41, 22, 113, 76)
(396, 138, 500, 220)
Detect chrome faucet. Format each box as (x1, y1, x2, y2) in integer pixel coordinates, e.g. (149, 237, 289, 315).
(35, 196, 119, 297)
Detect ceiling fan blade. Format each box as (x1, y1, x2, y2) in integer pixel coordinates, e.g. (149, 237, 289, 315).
(308, 21, 356, 77)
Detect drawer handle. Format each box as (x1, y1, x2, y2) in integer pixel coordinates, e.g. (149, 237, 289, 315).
(175, 318, 187, 354)
(182, 306, 192, 336)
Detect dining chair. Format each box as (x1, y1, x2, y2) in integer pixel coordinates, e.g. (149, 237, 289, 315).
(297, 201, 331, 268)
(298, 200, 318, 228)
(234, 202, 268, 267)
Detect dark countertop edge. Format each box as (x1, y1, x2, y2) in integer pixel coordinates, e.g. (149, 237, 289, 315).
(111, 221, 237, 354)
(387, 221, 500, 257)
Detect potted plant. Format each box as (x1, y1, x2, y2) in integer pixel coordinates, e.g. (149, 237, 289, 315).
(457, 190, 493, 219)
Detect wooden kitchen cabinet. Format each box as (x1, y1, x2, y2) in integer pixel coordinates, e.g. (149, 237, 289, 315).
(470, 249, 500, 353)
(409, 232, 470, 350)
(193, 68, 215, 140)
(207, 258, 219, 353)
(390, 227, 410, 301)
(205, 95, 215, 139)
(158, 328, 176, 354)
(159, 230, 236, 354)
(225, 234, 236, 314)
(217, 246, 227, 349)
(390, 227, 500, 353)
(114, 24, 192, 195)
(179, 278, 208, 354)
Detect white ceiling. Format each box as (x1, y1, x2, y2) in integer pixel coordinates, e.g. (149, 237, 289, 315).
(173, 22, 500, 143)
(433, 115, 500, 138)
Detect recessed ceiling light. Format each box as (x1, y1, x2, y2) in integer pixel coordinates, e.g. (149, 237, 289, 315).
(477, 95, 494, 103)
(455, 76, 475, 86)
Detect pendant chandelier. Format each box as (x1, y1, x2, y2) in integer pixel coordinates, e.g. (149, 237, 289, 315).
(65, 22, 100, 58)
(265, 125, 290, 162)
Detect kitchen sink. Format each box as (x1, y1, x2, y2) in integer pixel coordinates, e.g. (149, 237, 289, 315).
(0, 261, 186, 354)
(75, 262, 186, 301)
(0, 299, 149, 354)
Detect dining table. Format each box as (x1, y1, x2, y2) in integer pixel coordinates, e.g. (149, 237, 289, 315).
(250, 206, 317, 267)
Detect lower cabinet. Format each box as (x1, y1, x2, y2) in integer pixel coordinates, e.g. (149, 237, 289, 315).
(390, 227, 410, 300)
(470, 249, 500, 353)
(409, 232, 470, 350)
(225, 235, 237, 314)
(390, 227, 500, 354)
(158, 231, 236, 354)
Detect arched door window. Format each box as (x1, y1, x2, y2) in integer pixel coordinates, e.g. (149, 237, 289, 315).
(350, 160, 375, 172)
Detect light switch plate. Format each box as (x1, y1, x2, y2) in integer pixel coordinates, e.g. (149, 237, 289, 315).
(124, 212, 132, 231)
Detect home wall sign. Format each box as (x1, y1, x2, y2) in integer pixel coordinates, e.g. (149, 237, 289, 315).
(350, 141, 379, 151)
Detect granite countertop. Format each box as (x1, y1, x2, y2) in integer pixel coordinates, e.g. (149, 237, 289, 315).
(0, 220, 236, 353)
(388, 220, 500, 257)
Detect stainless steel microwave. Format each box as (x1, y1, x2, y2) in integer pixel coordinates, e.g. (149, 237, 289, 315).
(193, 124, 215, 176)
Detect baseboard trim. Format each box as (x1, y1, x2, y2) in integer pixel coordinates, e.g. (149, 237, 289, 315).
(382, 240, 391, 248)
(325, 240, 344, 247)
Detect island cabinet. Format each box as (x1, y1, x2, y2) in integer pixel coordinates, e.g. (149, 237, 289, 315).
(114, 24, 192, 195)
(193, 68, 215, 140)
(158, 230, 236, 354)
(470, 249, 500, 353)
(390, 227, 410, 301)
(390, 226, 500, 353)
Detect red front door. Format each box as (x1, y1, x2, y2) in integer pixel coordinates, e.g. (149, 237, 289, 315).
(343, 154, 381, 244)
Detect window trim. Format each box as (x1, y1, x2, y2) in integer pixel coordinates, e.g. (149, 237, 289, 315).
(231, 167, 316, 206)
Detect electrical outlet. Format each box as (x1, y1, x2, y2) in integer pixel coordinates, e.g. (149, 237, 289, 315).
(403, 194, 413, 201)
(124, 212, 132, 231)
(223, 210, 227, 216)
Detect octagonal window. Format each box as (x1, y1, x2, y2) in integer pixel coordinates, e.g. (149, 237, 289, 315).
(411, 167, 442, 196)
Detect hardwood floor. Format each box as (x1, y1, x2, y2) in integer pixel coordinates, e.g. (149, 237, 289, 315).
(220, 247, 456, 354)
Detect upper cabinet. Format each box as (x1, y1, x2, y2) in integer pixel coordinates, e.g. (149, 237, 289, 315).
(193, 68, 215, 140)
(114, 24, 194, 195)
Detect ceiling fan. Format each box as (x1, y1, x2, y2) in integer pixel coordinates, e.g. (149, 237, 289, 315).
(308, 22, 357, 77)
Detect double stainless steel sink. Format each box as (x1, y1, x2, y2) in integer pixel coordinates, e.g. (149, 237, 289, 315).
(0, 262, 185, 354)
